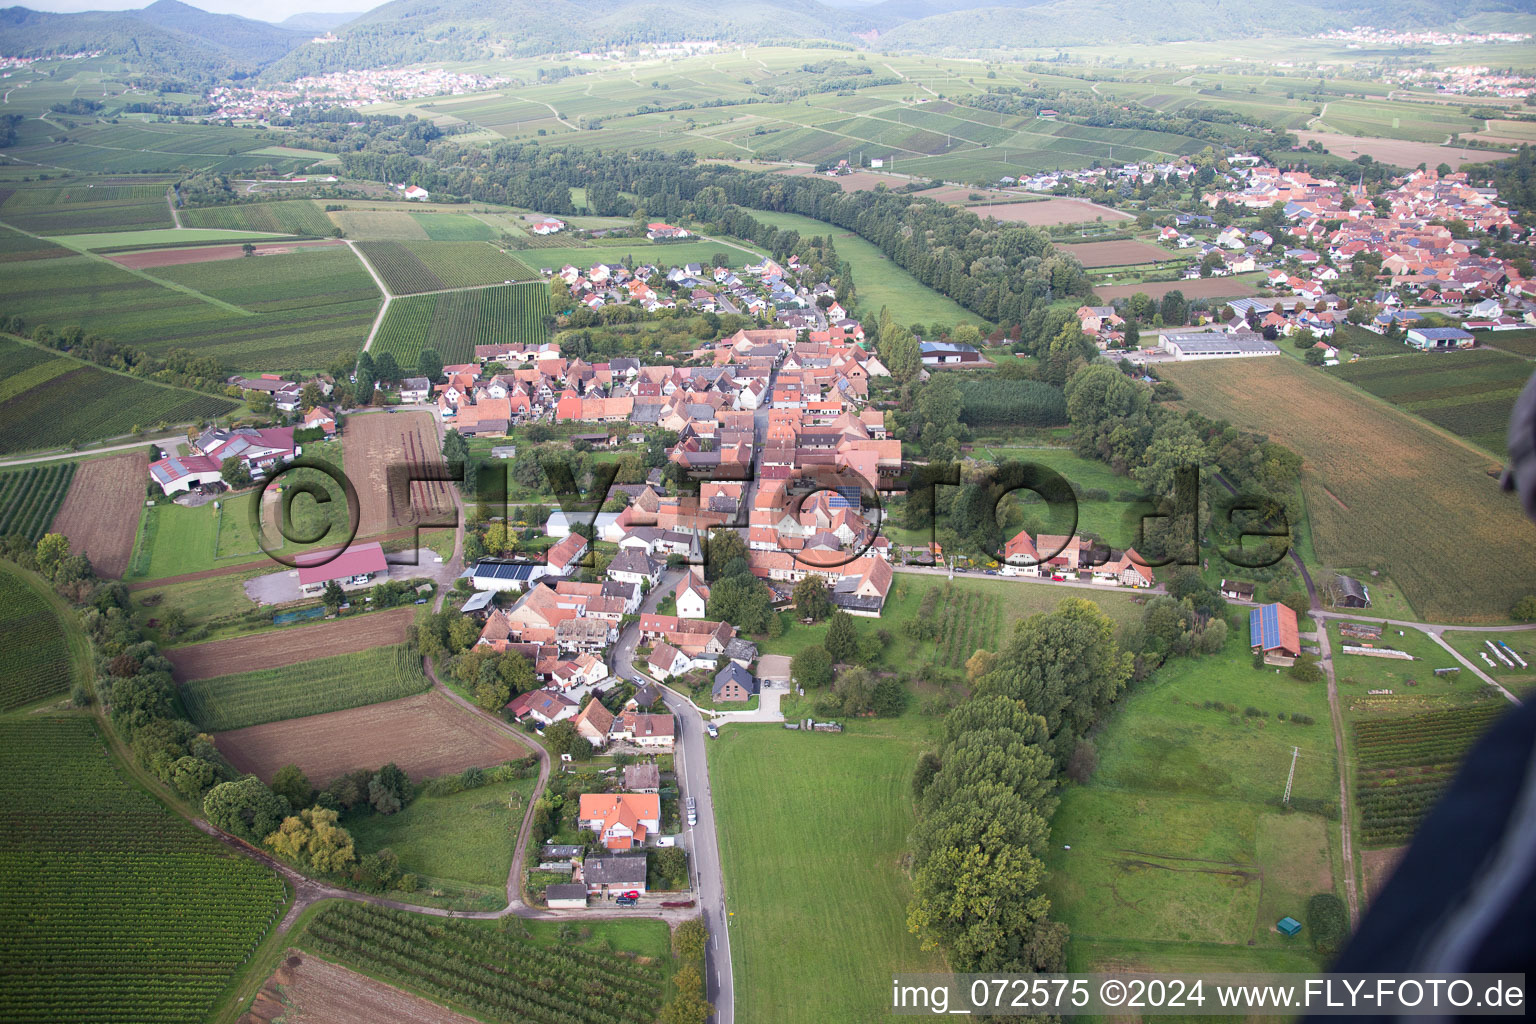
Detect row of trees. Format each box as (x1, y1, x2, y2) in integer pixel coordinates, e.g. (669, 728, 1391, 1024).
(907, 598, 1130, 970)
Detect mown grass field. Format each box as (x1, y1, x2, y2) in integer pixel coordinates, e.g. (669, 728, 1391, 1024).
(1160, 355, 1536, 623)
(1329, 349, 1534, 456)
(0, 243, 379, 372)
(372, 281, 552, 366)
(0, 336, 238, 455)
(0, 716, 288, 1023)
(710, 718, 947, 1024)
(349, 776, 538, 909)
(1046, 632, 1340, 972)
(179, 644, 430, 732)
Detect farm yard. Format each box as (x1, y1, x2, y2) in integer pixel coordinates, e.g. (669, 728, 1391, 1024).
(1329, 349, 1534, 456)
(179, 643, 430, 732)
(240, 954, 484, 1024)
(355, 241, 537, 294)
(0, 462, 75, 543)
(1353, 704, 1507, 848)
(1159, 356, 1536, 623)
(179, 199, 335, 236)
(1046, 633, 1341, 973)
(214, 690, 531, 786)
(347, 410, 456, 538)
(50, 452, 148, 578)
(165, 606, 416, 681)
(0, 337, 238, 454)
(294, 904, 667, 1024)
(372, 282, 552, 366)
(710, 719, 948, 1023)
(0, 717, 287, 1024)
(0, 564, 76, 711)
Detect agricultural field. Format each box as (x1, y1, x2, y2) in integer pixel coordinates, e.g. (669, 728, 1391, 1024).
(1330, 622, 1487, 702)
(743, 208, 978, 327)
(1095, 277, 1260, 303)
(355, 241, 537, 294)
(179, 643, 430, 732)
(109, 239, 347, 269)
(0, 121, 314, 175)
(166, 606, 416, 681)
(295, 903, 666, 1024)
(0, 462, 76, 542)
(522, 239, 761, 275)
(0, 564, 76, 711)
(0, 222, 74, 262)
(411, 212, 496, 240)
(1441, 630, 1536, 697)
(328, 209, 431, 240)
(0, 716, 287, 1023)
(1483, 328, 1536, 359)
(0, 337, 238, 455)
(966, 197, 1131, 225)
(346, 410, 456, 538)
(0, 181, 173, 235)
(1046, 633, 1341, 972)
(50, 452, 148, 578)
(1329, 349, 1534, 456)
(0, 248, 379, 372)
(1293, 131, 1500, 171)
(1159, 355, 1536, 623)
(710, 719, 948, 1023)
(241, 954, 483, 1024)
(180, 200, 335, 236)
(1057, 239, 1175, 268)
(1353, 704, 1507, 847)
(214, 691, 529, 786)
(371, 282, 552, 366)
(349, 775, 538, 909)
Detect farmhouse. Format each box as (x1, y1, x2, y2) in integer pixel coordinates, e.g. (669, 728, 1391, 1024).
(399, 377, 432, 403)
(572, 699, 616, 748)
(1406, 327, 1474, 350)
(1160, 331, 1280, 360)
(582, 854, 648, 894)
(148, 454, 224, 496)
(646, 642, 690, 680)
(1250, 602, 1301, 665)
(192, 425, 296, 477)
(1333, 573, 1372, 608)
(468, 559, 553, 593)
(578, 793, 661, 851)
(645, 222, 690, 240)
(506, 688, 577, 725)
(614, 712, 675, 749)
(713, 663, 758, 703)
(545, 534, 589, 575)
(295, 541, 388, 597)
(606, 548, 661, 588)
(919, 340, 982, 365)
(1220, 579, 1256, 601)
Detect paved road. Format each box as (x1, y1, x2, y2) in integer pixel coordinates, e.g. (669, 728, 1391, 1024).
(612, 569, 734, 1024)
(0, 431, 183, 467)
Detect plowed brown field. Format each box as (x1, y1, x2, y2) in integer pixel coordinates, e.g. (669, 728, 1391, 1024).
(165, 606, 414, 681)
(967, 198, 1132, 225)
(109, 239, 345, 269)
(51, 451, 147, 578)
(240, 953, 480, 1024)
(346, 411, 455, 538)
(215, 690, 527, 785)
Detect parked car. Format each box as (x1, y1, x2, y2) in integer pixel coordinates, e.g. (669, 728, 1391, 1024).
(621, 890, 641, 899)
(615, 895, 638, 907)
(1051, 574, 1066, 582)
(686, 797, 698, 826)
(706, 723, 718, 738)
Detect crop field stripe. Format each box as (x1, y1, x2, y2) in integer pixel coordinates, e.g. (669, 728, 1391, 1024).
(0, 563, 74, 710)
(371, 282, 551, 366)
(298, 902, 664, 1024)
(1353, 704, 1505, 847)
(179, 643, 431, 732)
(0, 717, 287, 1023)
(0, 461, 76, 542)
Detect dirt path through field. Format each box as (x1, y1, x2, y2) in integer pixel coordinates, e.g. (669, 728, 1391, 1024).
(240, 954, 482, 1024)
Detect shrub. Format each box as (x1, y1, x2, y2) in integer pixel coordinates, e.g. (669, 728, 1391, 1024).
(1307, 893, 1348, 959)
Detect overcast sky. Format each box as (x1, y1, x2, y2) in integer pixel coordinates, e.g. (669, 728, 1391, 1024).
(21, 0, 381, 23)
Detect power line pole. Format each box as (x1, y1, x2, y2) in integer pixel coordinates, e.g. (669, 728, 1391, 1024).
(1283, 745, 1299, 805)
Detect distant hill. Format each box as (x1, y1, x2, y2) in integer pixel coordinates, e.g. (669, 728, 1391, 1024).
(873, 0, 1527, 50)
(277, 11, 364, 33)
(0, 0, 306, 76)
